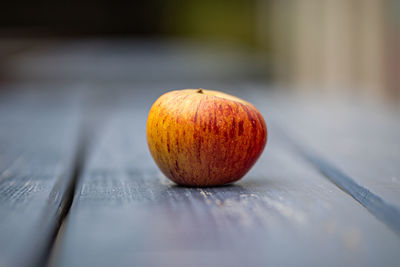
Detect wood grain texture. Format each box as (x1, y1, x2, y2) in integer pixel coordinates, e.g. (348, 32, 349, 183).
(3, 40, 399, 267)
(248, 89, 400, 207)
(52, 85, 400, 267)
(0, 85, 81, 267)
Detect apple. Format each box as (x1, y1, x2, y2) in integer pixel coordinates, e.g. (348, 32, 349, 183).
(146, 89, 267, 187)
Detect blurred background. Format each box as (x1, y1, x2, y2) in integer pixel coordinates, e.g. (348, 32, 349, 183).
(0, 0, 399, 102)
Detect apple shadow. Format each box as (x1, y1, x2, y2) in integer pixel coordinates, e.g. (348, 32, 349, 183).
(236, 177, 282, 188)
(157, 174, 286, 199)
(155, 177, 285, 205)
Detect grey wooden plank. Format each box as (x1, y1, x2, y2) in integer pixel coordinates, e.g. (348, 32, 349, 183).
(4, 40, 264, 83)
(0, 84, 82, 267)
(247, 89, 400, 207)
(53, 85, 400, 267)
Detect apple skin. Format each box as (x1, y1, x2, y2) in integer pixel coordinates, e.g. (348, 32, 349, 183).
(146, 89, 267, 187)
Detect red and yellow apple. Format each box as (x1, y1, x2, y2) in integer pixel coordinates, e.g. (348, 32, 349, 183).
(146, 89, 267, 187)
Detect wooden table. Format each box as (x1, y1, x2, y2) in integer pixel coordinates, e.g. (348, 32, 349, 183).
(1, 39, 399, 267)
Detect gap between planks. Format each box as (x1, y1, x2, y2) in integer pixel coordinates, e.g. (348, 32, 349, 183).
(44, 96, 400, 266)
(273, 121, 400, 237)
(41, 118, 91, 267)
(43, 91, 112, 267)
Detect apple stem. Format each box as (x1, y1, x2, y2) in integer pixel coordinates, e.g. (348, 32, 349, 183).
(197, 89, 203, 94)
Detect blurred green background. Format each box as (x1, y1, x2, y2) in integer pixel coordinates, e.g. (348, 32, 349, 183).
(1, 0, 399, 102)
(163, 0, 258, 47)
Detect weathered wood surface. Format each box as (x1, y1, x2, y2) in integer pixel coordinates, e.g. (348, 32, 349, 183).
(51, 85, 400, 267)
(247, 89, 400, 213)
(1, 40, 400, 267)
(0, 85, 81, 267)
(4, 40, 263, 83)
